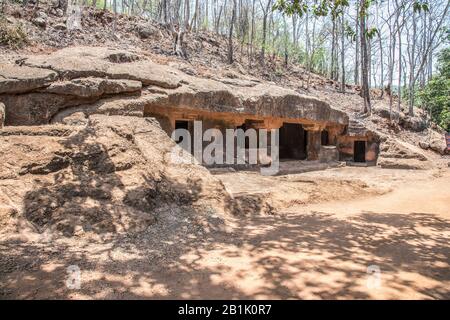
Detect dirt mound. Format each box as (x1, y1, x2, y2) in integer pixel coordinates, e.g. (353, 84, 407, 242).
(0, 115, 230, 237)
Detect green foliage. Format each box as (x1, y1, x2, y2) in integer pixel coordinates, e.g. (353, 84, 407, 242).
(273, 0, 349, 18)
(273, 0, 308, 17)
(413, 1, 430, 13)
(95, 0, 107, 10)
(0, 17, 28, 49)
(417, 48, 450, 131)
(366, 27, 379, 40)
(344, 20, 357, 42)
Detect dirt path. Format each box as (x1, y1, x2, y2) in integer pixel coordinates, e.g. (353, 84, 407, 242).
(1, 168, 449, 299)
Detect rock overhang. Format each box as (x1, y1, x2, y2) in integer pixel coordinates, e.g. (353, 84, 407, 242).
(0, 46, 348, 127)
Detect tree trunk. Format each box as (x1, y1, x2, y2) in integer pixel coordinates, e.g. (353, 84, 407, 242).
(397, 21, 402, 121)
(249, 0, 255, 67)
(228, 0, 236, 64)
(260, 0, 272, 66)
(360, 0, 371, 114)
(354, 1, 360, 85)
(283, 15, 288, 67)
(340, 13, 345, 93)
(408, 9, 417, 116)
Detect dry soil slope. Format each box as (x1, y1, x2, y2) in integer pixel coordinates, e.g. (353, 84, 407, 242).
(0, 115, 230, 238)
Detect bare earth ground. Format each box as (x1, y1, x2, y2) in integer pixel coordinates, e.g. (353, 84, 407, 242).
(0, 166, 449, 299)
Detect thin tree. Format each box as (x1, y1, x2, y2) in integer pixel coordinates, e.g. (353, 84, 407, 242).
(228, 0, 237, 64)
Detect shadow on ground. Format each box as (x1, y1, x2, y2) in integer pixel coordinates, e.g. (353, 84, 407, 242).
(1, 208, 449, 299)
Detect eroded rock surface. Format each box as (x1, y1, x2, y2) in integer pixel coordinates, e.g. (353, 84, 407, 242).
(377, 134, 432, 169)
(44, 77, 142, 97)
(0, 46, 347, 127)
(0, 64, 57, 94)
(0, 115, 230, 237)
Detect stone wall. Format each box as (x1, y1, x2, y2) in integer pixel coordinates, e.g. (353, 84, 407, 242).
(337, 131, 380, 164)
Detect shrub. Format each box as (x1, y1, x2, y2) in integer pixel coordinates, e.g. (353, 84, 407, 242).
(0, 17, 28, 49)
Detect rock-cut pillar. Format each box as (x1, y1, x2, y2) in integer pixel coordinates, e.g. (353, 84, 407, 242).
(306, 129, 321, 161)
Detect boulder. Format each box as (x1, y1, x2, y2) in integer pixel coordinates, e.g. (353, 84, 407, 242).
(53, 23, 67, 31)
(373, 106, 396, 120)
(400, 115, 427, 132)
(44, 78, 142, 97)
(32, 17, 46, 28)
(0, 64, 58, 94)
(32, 11, 47, 28)
(55, 9, 64, 17)
(419, 141, 430, 150)
(136, 23, 157, 39)
(429, 138, 447, 155)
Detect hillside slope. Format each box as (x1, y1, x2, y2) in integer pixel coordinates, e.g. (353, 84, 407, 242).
(1, 1, 448, 161)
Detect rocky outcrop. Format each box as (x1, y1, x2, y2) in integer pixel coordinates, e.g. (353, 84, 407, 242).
(400, 115, 427, 132)
(23, 47, 182, 88)
(377, 158, 430, 170)
(429, 138, 448, 155)
(0, 92, 93, 125)
(418, 131, 449, 155)
(0, 46, 348, 127)
(44, 78, 142, 97)
(0, 64, 57, 94)
(31, 11, 47, 28)
(0, 115, 230, 236)
(377, 135, 432, 169)
(373, 105, 427, 132)
(136, 23, 158, 39)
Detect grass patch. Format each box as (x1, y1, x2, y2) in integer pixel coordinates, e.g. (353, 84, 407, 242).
(0, 16, 28, 49)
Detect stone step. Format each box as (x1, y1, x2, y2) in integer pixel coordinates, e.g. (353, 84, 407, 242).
(277, 160, 345, 176)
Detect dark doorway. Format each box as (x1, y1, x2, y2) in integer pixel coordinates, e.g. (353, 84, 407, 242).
(321, 130, 329, 146)
(279, 123, 307, 160)
(237, 123, 249, 149)
(354, 141, 366, 162)
(175, 120, 190, 144)
(237, 122, 261, 149)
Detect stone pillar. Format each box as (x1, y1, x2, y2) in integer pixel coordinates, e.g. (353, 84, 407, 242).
(264, 120, 283, 161)
(306, 129, 321, 161)
(0, 102, 5, 129)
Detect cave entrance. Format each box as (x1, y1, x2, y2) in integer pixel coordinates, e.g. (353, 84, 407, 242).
(236, 121, 262, 149)
(279, 123, 307, 160)
(321, 130, 329, 146)
(174, 120, 192, 144)
(354, 141, 366, 163)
